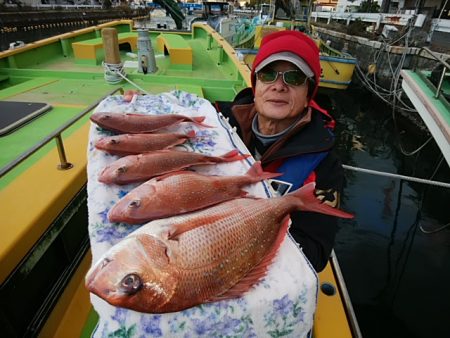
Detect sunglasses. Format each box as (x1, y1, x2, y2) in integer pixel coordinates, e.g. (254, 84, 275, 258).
(256, 69, 309, 86)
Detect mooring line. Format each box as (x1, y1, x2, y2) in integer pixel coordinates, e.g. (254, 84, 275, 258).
(343, 164, 450, 189)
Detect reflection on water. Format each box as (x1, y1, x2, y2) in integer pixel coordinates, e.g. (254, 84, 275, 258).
(318, 85, 450, 338)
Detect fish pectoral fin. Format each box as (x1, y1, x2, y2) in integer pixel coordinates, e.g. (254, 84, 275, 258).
(135, 234, 171, 266)
(167, 215, 223, 240)
(209, 264, 269, 302)
(125, 113, 145, 116)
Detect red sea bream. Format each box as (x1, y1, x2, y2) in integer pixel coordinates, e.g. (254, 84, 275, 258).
(98, 149, 250, 185)
(90, 112, 212, 133)
(94, 131, 196, 156)
(108, 161, 282, 224)
(85, 183, 353, 313)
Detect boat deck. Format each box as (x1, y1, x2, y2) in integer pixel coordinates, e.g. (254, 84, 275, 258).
(0, 22, 250, 187)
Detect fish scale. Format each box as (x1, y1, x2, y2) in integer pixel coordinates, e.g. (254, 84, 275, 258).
(85, 183, 353, 313)
(164, 198, 289, 296)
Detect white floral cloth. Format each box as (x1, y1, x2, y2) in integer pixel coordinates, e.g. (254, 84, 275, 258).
(87, 91, 318, 338)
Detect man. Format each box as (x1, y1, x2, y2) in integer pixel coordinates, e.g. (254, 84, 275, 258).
(219, 30, 344, 272)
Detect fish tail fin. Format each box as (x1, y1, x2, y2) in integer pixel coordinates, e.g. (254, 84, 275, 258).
(246, 161, 283, 181)
(185, 130, 196, 138)
(191, 116, 214, 128)
(218, 149, 251, 162)
(123, 90, 139, 102)
(289, 182, 354, 219)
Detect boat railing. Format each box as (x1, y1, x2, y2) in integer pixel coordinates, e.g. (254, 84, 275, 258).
(0, 88, 122, 180)
(319, 40, 344, 57)
(330, 251, 363, 338)
(415, 47, 450, 99)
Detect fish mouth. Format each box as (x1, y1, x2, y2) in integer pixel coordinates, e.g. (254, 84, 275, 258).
(85, 257, 112, 293)
(107, 208, 120, 223)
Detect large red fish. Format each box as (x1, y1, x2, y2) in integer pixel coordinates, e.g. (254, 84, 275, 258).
(98, 149, 250, 185)
(108, 161, 282, 224)
(85, 183, 353, 313)
(90, 112, 212, 133)
(94, 131, 196, 156)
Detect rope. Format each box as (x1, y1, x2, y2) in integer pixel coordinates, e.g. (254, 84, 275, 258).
(343, 164, 450, 189)
(103, 62, 126, 85)
(103, 61, 152, 96)
(419, 222, 450, 234)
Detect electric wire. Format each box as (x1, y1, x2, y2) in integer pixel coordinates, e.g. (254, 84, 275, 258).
(353, 14, 418, 114)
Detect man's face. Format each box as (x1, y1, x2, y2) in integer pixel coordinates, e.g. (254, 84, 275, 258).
(254, 60, 309, 122)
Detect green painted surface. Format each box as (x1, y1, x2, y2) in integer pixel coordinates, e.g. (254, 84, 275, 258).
(158, 33, 191, 48)
(0, 23, 247, 188)
(80, 309, 99, 338)
(411, 70, 450, 124)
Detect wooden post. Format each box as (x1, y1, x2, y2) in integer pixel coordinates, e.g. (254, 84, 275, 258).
(102, 28, 121, 64)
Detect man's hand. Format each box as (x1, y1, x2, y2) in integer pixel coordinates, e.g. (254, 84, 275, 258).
(315, 188, 339, 208)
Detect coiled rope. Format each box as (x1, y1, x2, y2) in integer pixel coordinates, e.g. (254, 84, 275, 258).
(103, 62, 126, 85)
(103, 62, 152, 95)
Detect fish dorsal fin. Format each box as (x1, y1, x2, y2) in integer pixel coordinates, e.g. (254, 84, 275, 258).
(208, 215, 291, 301)
(125, 113, 147, 117)
(134, 233, 170, 267)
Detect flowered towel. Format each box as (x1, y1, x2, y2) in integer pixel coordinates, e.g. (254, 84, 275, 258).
(87, 90, 318, 338)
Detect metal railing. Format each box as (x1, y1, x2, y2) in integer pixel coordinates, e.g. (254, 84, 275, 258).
(415, 47, 450, 99)
(0, 87, 122, 179)
(330, 251, 363, 338)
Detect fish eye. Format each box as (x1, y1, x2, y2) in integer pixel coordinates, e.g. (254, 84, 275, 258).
(117, 166, 127, 174)
(128, 199, 141, 208)
(110, 138, 119, 145)
(102, 114, 111, 119)
(120, 273, 142, 294)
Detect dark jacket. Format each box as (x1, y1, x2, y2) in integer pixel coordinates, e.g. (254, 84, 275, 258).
(217, 88, 344, 272)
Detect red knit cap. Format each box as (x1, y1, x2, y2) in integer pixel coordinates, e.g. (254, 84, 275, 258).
(251, 30, 321, 98)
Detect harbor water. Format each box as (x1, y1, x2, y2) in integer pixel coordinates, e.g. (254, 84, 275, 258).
(319, 85, 450, 338)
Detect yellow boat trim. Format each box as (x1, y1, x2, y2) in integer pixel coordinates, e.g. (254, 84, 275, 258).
(314, 262, 353, 338)
(0, 20, 135, 58)
(0, 122, 89, 283)
(156, 33, 193, 70)
(72, 32, 138, 65)
(38, 251, 92, 338)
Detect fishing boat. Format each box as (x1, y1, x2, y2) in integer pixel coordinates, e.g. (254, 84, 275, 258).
(400, 48, 450, 166)
(193, 1, 260, 48)
(0, 20, 360, 337)
(236, 1, 357, 90)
